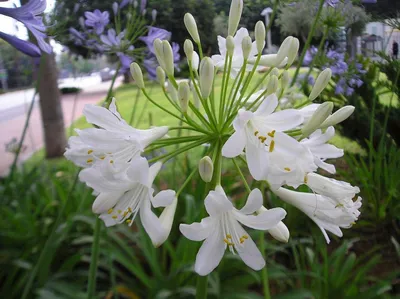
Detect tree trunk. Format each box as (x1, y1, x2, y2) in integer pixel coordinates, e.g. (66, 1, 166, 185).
(37, 53, 67, 158)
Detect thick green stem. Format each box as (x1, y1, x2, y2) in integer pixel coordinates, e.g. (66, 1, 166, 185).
(87, 218, 102, 299)
(290, 0, 325, 86)
(196, 275, 208, 299)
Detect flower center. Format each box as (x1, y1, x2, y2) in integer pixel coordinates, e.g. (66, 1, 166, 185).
(253, 129, 276, 152)
(221, 213, 248, 254)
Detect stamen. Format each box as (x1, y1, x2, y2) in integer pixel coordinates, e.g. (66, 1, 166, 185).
(110, 160, 114, 164)
(284, 167, 291, 172)
(128, 207, 132, 213)
(226, 234, 232, 239)
(117, 210, 122, 214)
(112, 215, 118, 219)
(87, 149, 93, 154)
(254, 131, 259, 136)
(100, 156, 105, 160)
(335, 203, 344, 208)
(267, 130, 276, 138)
(304, 175, 308, 184)
(86, 159, 93, 164)
(126, 219, 132, 224)
(269, 140, 275, 152)
(107, 208, 113, 214)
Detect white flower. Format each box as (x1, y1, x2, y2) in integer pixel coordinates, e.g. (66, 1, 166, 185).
(222, 93, 305, 181)
(211, 28, 259, 78)
(65, 99, 168, 170)
(305, 173, 360, 207)
(258, 206, 290, 243)
(80, 156, 176, 247)
(180, 186, 286, 276)
(274, 187, 362, 243)
(300, 126, 343, 174)
(299, 104, 320, 123)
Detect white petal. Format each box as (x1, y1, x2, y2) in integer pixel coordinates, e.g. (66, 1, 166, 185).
(140, 200, 167, 247)
(194, 229, 225, 276)
(268, 221, 290, 243)
(152, 190, 176, 208)
(217, 35, 227, 56)
(138, 126, 169, 148)
(108, 98, 123, 119)
(179, 217, 214, 241)
(315, 159, 336, 174)
(156, 197, 178, 247)
(245, 141, 269, 181)
(234, 222, 265, 270)
(204, 188, 233, 216)
(233, 109, 254, 130)
(192, 51, 200, 71)
(148, 161, 163, 186)
(222, 130, 246, 158)
(83, 104, 126, 132)
(76, 128, 133, 152)
(240, 188, 263, 215)
(263, 109, 304, 131)
(234, 207, 286, 230)
(79, 167, 132, 193)
(92, 192, 123, 214)
(254, 94, 278, 118)
(126, 157, 149, 185)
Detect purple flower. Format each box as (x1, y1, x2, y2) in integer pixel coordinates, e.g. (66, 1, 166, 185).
(172, 42, 181, 64)
(345, 87, 354, 96)
(325, 0, 340, 7)
(0, 31, 41, 57)
(84, 9, 110, 35)
(69, 28, 86, 46)
(0, 0, 51, 53)
(139, 27, 171, 54)
(141, 0, 147, 12)
(118, 53, 134, 73)
(112, 2, 119, 15)
(120, 0, 130, 9)
(143, 57, 158, 80)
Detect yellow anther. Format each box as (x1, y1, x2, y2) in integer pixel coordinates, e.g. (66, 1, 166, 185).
(126, 219, 132, 224)
(224, 238, 230, 244)
(87, 149, 93, 154)
(267, 130, 276, 138)
(284, 167, 291, 172)
(117, 210, 122, 214)
(254, 131, 259, 136)
(304, 175, 308, 184)
(100, 156, 105, 160)
(335, 203, 344, 208)
(240, 238, 245, 244)
(351, 222, 356, 225)
(86, 159, 93, 164)
(128, 207, 132, 213)
(269, 140, 275, 152)
(110, 160, 114, 164)
(112, 215, 118, 219)
(242, 235, 248, 240)
(107, 208, 113, 214)
(123, 211, 128, 217)
(226, 234, 232, 239)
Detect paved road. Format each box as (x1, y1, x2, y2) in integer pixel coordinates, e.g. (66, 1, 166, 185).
(0, 76, 122, 176)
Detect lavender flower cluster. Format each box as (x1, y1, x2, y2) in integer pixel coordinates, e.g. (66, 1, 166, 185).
(69, 0, 179, 79)
(304, 46, 365, 96)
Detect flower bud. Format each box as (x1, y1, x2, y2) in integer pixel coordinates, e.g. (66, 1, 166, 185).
(320, 105, 355, 128)
(255, 21, 266, 54)
(267, 75, 279, 95)
(162, 40, 175, 76)
(178, 81, 190, 113)
(199, 57, 214, 99)
(192, 51, 200, 71)
(184, 39, 194, 61)
(257, 206, 289, 243)
(276, 36, 293, 64)
(152, 9, 157, 22)
(280, 71, 290, 89)
(226, 36, 235, 57)
(130, 62, 145, 89)
(133, 0, 138, 8)
(241, 35, 252, 60)
(309, 68, 332, 101)
(251, 54, 280, 67)
(228, 0, 244, 36)
(198, 156, 213, 183)
(79, 17, 85, 28)
(302, 102, 334, 137)
(153, 38, 165, 69)
(156, 66, 165, 87)
(184, 13, 201, 44)
(167, 81, 178, 102)
(142, 8, 147, 16)
(192, 88, 201, 108)
(112, 2, 118, 15)
(156, 197, 178, 247)
(287, 37, 299, 67)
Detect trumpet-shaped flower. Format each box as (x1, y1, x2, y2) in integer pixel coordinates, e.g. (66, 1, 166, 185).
(274, 187, 361, 243)
(0, 0, 51, 53)
(300, 126, 343, 174)
(84, 9, 110, 35)
(222, 93, 305, 181)
(0, 31, 41, 57)
(65, 99, 168, 169)
(212, 28, 259, 78)
(80, 156, 176, 247)
(180, 187, 286, 275)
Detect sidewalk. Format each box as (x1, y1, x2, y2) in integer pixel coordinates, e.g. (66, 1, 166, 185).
(0, 77, 122, 176)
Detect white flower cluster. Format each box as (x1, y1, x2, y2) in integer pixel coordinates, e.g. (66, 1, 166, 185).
(65, 0, 362, 277)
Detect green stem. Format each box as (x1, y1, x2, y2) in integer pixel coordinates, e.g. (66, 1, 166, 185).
(87, 218, 102, 299)
(290, 0, 325, 86)
(176, 167, 198, 197)
(129, 88, 141, 125)
(196, 275, 208, 299)
(260, 232, 271, 299)
(304, 26, 329, 82)
(233, 158, 251, 193)
(105, 63, 121, 103)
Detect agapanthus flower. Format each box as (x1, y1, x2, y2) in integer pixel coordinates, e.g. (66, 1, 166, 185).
(65, 99, 168, 170)
(180, 186, 286, 275)
(80, 156, 176, 247)
(0, 0, 51, 54)
(0, 31, 41, 57)
(84, 9, 110, 35)
(139, 27, 171, 54)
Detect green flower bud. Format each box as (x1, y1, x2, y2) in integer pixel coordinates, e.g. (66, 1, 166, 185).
(320, 105, 355, 128)
(156, 66, 165, 87)
(178, 81, 190, 113)
(287, 37, 299, 67)
(198, 156, 213, 183)
(162, 40, 174, 76)
(228, 0, 243, 36)
(130, 62, 145, 89)
(199, 57, 214, 99)
(184, 39, 194, 61)
(309, 68, 332, 101)
(242, 35, 252, 60)
(255, 21, 266, 54)
(302, 102, 334, 137)
(184, 13, 201, 43)
(226, 35, 235, 57)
